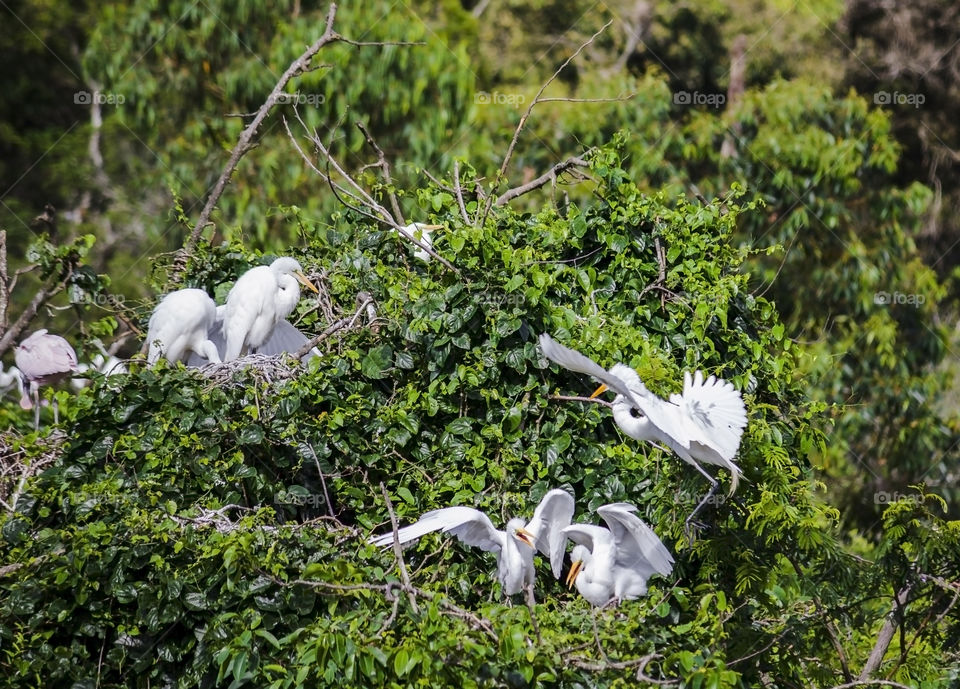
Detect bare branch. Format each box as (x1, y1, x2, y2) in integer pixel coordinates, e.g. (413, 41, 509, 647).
(380, 482, 419, 613)
(477, 21, 613, 227)
(495, 155, 592, 206)
(292, 294, 375, 359)
(357, 121, 404, 224)
(0, 270, 72, 358)
(453, 161, 470, 224)
(547, 394, 613, 408)
(0, 231, 7, 331)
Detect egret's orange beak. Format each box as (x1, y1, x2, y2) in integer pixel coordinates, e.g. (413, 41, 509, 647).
(295, 271, 320, 294)
(566, 560, 583, 588)
(590, 383, 609, 399)
(515, 527, 536, 548)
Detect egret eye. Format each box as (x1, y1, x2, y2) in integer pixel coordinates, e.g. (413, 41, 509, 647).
(629, 407, 643, 419)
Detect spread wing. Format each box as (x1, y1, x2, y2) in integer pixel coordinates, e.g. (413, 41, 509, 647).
(369, 506, 505, 553)
(524, 488, 575, 578)
(539, 334, 639, 401)
(670, 370, 747, 462)
(597, 503, 674, 578)
(560, 523, 611, 553)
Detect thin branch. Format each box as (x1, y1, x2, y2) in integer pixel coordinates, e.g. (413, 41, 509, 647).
(477, 21, 612, 228)
(495, 155, 592, 206)
(356, 121, 404, 224)
(175, 3, 410, 279)
(292, 295, 374, 359)
(380, 482, 419, 613)
(547, 394, 613, 408)
(0, 231, 7, 331)
(829, 681, 916, 689)
(452, 161, 470, 224)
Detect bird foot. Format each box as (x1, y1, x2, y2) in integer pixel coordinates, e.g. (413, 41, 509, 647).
(683, 517, 708, 541)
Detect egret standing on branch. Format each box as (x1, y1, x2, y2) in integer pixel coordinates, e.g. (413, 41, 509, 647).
(14, 330, 79, 428)
(369, 489, 575, 603)
(222, 257, 319, 361)
(146, 289, 222, 365)
(539, 333, 747, 532)
(562, 503, 674, 607)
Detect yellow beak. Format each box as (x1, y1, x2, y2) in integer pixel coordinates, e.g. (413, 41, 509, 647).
(590, 383, 608, 399)
(566, 560, 583, 588)
(515, 527, 536, 548)
(295, 271, 320, 294)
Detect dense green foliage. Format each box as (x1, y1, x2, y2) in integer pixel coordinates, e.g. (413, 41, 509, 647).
(2, 0, 960, 687)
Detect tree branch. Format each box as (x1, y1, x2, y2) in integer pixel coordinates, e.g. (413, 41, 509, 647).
(494, 155, 592, 206)
(477, 21, 612, 228)
(357, 121, 404, 225)
(858, 586, 912, 681)
(380, 482, 419, 613)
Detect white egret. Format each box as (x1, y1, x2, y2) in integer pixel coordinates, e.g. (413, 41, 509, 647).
(14, 329, 79, 428)
(146, 289, 222, 365)
(221, 257, 319, 361)
(539, 333, 747, 530)
(369, 488, 575, 601)
(562, 503, 674, 607)
(395, 223, 442, 262)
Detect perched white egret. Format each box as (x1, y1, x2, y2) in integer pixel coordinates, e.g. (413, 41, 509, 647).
(221, 257, 319, 361)
(146, 289, 222, 365)
(14, 329, 79, 428)
(395, 223, 442, 262)
(369, 489, 575, 600)
(562, 503, 674, 607)
(539, 333, 747, 530)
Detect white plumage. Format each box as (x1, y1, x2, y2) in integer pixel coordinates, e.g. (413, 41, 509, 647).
(563, 503, 674, 607)
(395, 223, 442, 262)
(146, 289, 222, 365)
(222, 257, 318, 361)
(539, 333, 747, 529)
(369, 489, 575, 598)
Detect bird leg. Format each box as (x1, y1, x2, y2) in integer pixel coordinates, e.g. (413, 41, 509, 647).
(685, 465, 720, 539)
(524, 583, 542, 644)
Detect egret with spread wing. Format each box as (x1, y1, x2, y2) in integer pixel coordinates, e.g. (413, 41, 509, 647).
(15, 329, 78, 428)
(146, 289, 222, 365)
(221, 257, 319, 361)
(369, 488, 575, 601)
(563, 503, 674, 607)
(539, 333, 747, 531)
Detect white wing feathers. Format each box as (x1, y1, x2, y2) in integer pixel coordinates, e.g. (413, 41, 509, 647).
(538, 334, 637, 402)
(672, 370, 747, 462)
(524, 489, 575, 578)
(597, 503, 674, 578)
(368, 506, 504, 553)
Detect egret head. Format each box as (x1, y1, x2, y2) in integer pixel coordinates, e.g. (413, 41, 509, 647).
(507, 518, 536, 548)
(566, 544, 591, 588)
(270, 257, 319, 295)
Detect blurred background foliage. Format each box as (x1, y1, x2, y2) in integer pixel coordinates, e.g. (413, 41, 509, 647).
(1, 0, 959, 686)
